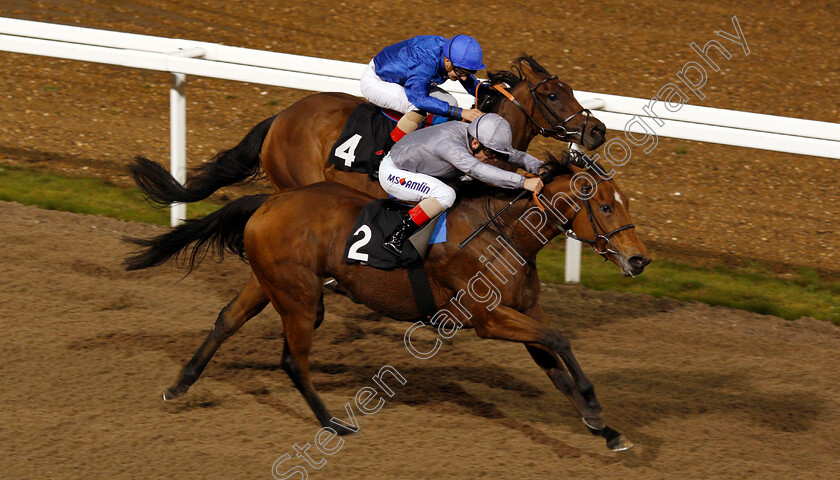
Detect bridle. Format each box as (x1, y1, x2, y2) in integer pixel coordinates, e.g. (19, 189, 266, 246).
(562, 181, 636, 258)
(488, 77, 592, 143)
(474, 156, 636, 261)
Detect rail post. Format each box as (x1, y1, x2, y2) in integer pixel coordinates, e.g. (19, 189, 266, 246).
(167, 47, 205, 226)
(565, 143, 585, 283)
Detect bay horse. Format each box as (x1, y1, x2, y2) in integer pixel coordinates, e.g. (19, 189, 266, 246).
(129, 55, 607, 203)
(125, 153, 650, 451)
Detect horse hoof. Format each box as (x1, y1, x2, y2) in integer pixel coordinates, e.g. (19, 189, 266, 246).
(162, 387, 182, 402)
(607, 435, 634, 452)
(581, 415, 606, 431)
(330, 425, 359, 437)
(323, 278, 339, 292)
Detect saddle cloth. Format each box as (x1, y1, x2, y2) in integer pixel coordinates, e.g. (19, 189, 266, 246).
(328, 103, 397, 174)
(343, 198, 446, 270)
(327, 103, 450, 176)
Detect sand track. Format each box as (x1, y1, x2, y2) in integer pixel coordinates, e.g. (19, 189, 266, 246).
(1, 2, 839, 478)
(1, 201, 837, 478)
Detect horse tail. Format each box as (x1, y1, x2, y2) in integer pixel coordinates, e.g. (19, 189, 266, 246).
(129, 114, 277, 206)
(123, 194, 270, 272)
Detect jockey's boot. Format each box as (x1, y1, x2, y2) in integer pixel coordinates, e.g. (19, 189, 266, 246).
(382, 213, 422, 256)
(382, 198, 445, 256)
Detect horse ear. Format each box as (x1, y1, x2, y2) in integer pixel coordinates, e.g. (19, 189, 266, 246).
(558, 150, 571, 166)
(558, 151, 579, 175)
(548, 150, 573, 170)
(519, 59, 536, 79)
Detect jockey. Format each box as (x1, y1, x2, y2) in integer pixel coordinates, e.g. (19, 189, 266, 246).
(378, 113, 545, 256)
(359, 34, 487, 163)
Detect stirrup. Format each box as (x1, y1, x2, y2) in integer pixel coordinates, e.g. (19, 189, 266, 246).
(382, 240, 402, 256)
(382, 230, 405, 255)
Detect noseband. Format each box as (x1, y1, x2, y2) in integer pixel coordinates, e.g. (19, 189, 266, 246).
(571, 185, 636, 258)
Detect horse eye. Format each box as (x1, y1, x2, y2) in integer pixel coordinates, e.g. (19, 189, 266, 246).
(548, 94, 558, 101)
(600, 205, 612, 213)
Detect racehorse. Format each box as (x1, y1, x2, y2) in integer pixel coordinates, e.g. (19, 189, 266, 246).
(129, 55, 607, 202)
(125, 153, 650, 451)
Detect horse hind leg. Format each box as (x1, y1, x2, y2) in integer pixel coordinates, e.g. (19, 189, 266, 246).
(163, 274, 269, 401)
(257, 267, 356, 435)
(278, 302, 358, 436)
(314, 293, 325, 330)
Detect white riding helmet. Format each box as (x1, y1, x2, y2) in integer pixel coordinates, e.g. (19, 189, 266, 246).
(467, 113, 515, 155)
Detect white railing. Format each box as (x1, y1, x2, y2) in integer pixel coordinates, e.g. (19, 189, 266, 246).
(2, 18, 839, 282)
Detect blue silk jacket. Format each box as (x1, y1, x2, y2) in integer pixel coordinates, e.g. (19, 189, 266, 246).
(373, 35, 481, 117)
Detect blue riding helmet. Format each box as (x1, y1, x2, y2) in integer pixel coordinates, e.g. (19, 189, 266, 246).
(443, 35, 486, 71)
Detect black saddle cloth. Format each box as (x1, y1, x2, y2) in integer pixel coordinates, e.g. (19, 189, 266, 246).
(342, 199, 424, 270)
(327, 103, 397, 174)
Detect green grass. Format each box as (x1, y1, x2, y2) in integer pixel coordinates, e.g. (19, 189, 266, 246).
(538, 242, 840, 324)
(1, 165, 837, 325)
(0, 166, 220, 225)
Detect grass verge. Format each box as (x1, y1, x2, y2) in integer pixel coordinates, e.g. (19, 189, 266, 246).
(0, 166, 220, 225)
(1, 165, 837, 325)
(538, 243, 840, 324)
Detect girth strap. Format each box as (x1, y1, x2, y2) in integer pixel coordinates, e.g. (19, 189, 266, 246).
(407, 265, 437, 323)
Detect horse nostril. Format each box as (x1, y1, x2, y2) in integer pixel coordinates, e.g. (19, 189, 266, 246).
(592, 125, 606, 138)
(629, 255, 648, 269)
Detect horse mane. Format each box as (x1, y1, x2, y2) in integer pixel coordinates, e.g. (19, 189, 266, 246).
(477, 54, 550, 113)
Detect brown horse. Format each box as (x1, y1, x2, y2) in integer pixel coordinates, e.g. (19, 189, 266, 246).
(125, 153, 650, 451)
(129, 55, 607, 203)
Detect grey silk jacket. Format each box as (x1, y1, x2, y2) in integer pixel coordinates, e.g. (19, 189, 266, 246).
(388, 121, 543, 189)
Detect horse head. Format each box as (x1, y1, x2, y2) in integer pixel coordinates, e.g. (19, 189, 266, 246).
(539, 152, 650, 277)
(481, 56, 607, 151)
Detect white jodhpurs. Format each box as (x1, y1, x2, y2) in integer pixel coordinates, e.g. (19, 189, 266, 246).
(360, 60, 459, 114)
(378, 156, 457, 209)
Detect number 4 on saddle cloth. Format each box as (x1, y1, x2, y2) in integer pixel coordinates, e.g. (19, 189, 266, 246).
(328, 103, 447, 177)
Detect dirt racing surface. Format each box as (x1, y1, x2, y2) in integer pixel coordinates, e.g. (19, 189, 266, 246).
(1, 1, 839, 479)
(1, 201, 839, 479)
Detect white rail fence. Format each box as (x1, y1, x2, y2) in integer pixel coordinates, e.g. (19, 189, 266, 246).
(2, 18, 839, 283)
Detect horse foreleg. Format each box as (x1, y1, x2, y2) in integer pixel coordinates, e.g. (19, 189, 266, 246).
(524, 344, 595, 420)
(522, 304, 602, 425)
(475, 304, 632, 451)
(163, 274, 269, 401)
(523, 342, 630, 450)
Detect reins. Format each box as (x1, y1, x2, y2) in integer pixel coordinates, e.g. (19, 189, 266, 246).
(458, 189, 529, 249)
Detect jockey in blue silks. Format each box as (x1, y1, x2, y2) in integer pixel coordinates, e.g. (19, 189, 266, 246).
(359, 34, 488, 164)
